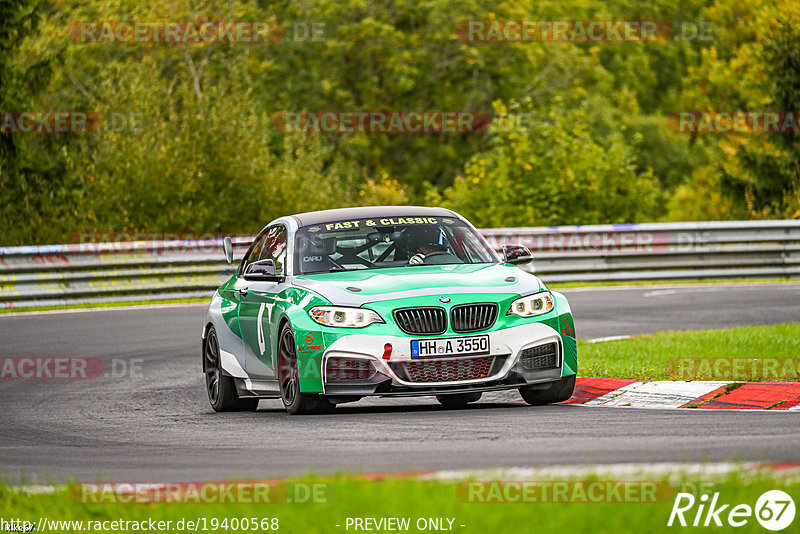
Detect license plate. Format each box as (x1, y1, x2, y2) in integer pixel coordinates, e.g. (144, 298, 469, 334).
(411, 335, 490, 358)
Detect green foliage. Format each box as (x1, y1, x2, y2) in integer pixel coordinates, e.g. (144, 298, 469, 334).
(1, 0, 799, 245)
(439, 99, 660, 226)
(755, 11, 800, 216)
(670, 0, 800, 219)
(0, 0, 71, 245)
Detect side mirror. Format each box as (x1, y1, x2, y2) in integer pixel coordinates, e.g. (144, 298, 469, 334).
(222, 236, 233, 264)
(502, 244, 533, 265)
(244, 259, 281, 281)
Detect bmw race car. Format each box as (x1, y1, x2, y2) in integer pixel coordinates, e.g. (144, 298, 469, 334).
(202, 206, 577, 414)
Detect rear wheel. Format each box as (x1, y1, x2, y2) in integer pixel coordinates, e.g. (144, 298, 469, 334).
(519, 375, 576, 406)
(435, 392, 482, 408)
(278, 322, 335, 415)
(204, 326, 258, 412)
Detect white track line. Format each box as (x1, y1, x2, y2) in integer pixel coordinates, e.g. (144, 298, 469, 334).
(585, 335, 634, 343)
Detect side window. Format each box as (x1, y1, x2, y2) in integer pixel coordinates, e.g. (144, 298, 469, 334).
(240, 231, 268, 276)
(259, 225, 287, 275)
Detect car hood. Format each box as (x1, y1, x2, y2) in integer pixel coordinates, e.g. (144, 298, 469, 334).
(293, 263, 544, 306)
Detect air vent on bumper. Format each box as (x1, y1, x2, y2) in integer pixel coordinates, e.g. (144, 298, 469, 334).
(325, 357, 376, 381)
(389, 356, 495, 382)
(519, 342, 559, 370)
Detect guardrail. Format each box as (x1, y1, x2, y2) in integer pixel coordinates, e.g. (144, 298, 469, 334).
(1, 220, 798, 308)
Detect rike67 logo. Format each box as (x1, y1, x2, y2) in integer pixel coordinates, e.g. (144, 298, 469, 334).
(668, 490, 795, 531)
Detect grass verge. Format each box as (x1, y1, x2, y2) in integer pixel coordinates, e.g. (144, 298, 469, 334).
(1, 472, 797, 534)
(579, 323, 800, 381)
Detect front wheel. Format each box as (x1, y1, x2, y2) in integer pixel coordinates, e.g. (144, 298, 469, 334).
(519, 375, 576, 406)
(435, 392, 482, 408)
(277, 323, 335, 415)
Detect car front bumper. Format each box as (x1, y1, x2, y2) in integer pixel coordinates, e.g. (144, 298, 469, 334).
(320, 321, 568, 397)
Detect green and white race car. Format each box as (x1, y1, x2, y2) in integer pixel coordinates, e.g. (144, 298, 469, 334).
(202, 206, 577, 414)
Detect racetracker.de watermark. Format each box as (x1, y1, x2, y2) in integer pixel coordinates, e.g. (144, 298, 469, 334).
(482, 230, 720, 254)
(67, 21, 327, 43)
(667, 357, 800, 381)
(457, 481, 674, 503)
(272, 111, 491, 134)
(457, 20, 713, 42)
(0, 111, 146, 133)
(70, 481, 329, 504)
(0, 357, 142, 380)
(70, 232, 252, 255)
(668, 111, 800, 134)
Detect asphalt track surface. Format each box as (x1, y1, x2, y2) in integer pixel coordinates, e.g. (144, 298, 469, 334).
(1, 283, 799, 483)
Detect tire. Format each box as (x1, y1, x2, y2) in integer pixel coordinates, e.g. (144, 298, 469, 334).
(435, 392, 482, 408)
(204, 326, 259, 412)
(277, 322, 335, 415)
(519, 375, 576, 406)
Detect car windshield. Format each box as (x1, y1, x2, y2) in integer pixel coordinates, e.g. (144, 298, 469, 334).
(294, 215, 499, 275)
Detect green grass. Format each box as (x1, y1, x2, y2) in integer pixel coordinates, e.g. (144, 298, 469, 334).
(0, 297, 208, 314)
(1, 472, 796, 534)
(579, 323, 800, 381)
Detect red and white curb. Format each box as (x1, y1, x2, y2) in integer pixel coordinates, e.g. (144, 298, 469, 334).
(567, 378, 800, 410)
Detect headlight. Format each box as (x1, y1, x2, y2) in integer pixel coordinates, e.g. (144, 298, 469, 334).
(507, 292, 554, 318)
(309, 306, 384, 328)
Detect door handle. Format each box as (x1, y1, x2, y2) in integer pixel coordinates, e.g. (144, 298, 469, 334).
(238, 287, 248, 297)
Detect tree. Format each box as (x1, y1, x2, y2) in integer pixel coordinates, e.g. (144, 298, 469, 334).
(669, 0, 800, 219)
(437, 99, 660, 227)
(0, 0, 71, 244)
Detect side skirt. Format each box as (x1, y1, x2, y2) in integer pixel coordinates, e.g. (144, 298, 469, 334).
(234, 378, 282, 399)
